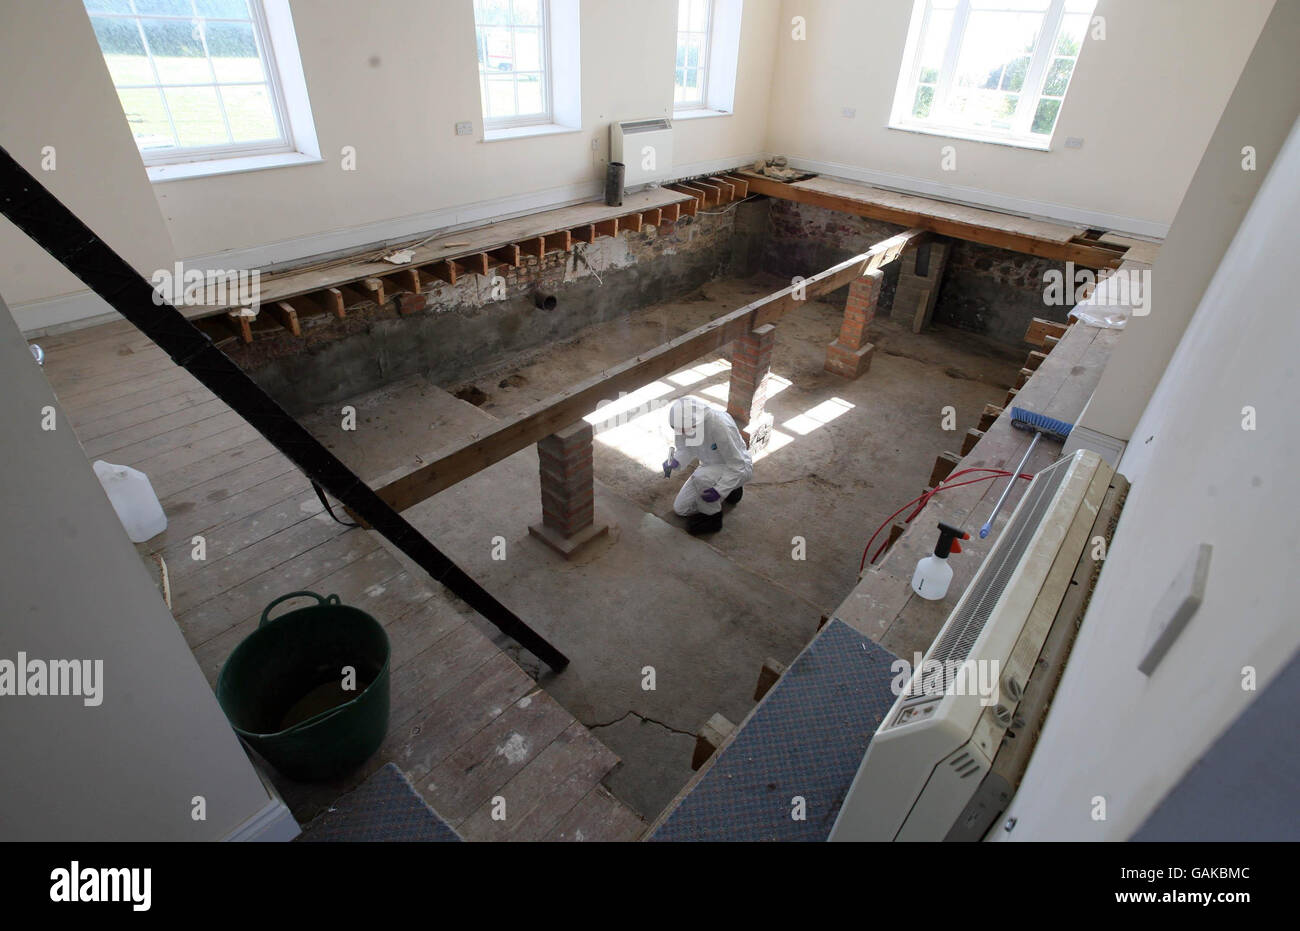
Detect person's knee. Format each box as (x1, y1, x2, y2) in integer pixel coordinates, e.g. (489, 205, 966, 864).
(673, 499, 694, 517)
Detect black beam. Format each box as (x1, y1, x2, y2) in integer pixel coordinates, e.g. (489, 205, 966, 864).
(0, 146, 568, 672)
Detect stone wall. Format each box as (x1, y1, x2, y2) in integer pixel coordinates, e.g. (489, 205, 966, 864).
(229, 201, 767, 414)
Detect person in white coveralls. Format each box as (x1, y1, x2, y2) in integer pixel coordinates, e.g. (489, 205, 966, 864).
(662, 396, 753, 536)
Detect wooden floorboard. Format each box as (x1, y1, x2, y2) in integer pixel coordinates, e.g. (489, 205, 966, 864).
(38, 302, 642, 843)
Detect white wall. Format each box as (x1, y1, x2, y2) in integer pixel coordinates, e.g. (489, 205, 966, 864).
(0, 296, 282, 841)
(0, 0, 176, 330)
(1, 0, 778, 332)
(766, 0, 1273, 235)
(999, 113, 1300, 841)
(1076, 0, 1300, 450)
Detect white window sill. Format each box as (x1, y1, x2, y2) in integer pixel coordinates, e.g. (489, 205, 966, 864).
(482, 123, 582, 142)
(146, 151, 323, 183)
(672, 108, 733, 121)
(888, 121, 1052, 152)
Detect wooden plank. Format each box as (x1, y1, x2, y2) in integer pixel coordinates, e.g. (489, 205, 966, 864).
(743, 173, 1124, 268)
(570, 223, 596, 244)
(753, 657, 788, 701)
(978, 403, 1003, 432)
(362, 277, 386, 306)
(1005, 387, 1019, 406)
(678, 181, 717, 207)
(694, 179, 728, 204)
(692, 713, 735, 770)
(461, 252, 490, 277)
(615, 212, 642, 234)
(315, 287, 346, 318)
(593, 217, 618, 238)
(660, 201, 680, 223)
(961, 428, 984, 456)
(1016, 367, 1033, 389)
(640, 207, 661, 227)
(373, 229, 924, 511)
(337, 282, 372, 307)
(1025, 349, 1049, 371)
(384, 268, 421, 294)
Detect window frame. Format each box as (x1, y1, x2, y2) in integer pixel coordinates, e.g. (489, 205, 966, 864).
(673, 0, 714, 113)
(475, 0, 555, 131)
(890, 0, 1092, 150)
(86, 0, 298, 167)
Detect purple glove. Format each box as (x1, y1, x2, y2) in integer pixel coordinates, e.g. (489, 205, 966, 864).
(700, 487, 721, 503)
(662, 457, 679, 477)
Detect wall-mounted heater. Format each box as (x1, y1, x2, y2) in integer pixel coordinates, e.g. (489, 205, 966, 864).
(830, 449, 1114, 842)
(610, 118, 673, 187)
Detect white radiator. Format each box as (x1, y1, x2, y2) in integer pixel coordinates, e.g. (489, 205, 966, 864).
(610, 118, 673, 187)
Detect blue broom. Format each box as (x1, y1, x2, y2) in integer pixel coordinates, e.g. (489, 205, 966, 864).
(977, 406, 1075, 539)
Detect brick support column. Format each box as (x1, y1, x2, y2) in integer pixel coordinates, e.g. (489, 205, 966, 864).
(824, 269, 882, 379)
(727, 323, 776, 430)
(528, 420, 609, 558)
(891, 239, 950, 334)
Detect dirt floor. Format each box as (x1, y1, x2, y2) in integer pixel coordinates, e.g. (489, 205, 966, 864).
(447, 274, 1024, 615)
(299, 273, 1024, 820)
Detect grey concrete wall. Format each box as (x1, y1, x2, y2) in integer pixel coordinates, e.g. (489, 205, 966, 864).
(237, 203, 767, 415)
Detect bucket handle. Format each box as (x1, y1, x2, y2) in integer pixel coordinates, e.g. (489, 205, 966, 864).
(259, 591, 340, 628)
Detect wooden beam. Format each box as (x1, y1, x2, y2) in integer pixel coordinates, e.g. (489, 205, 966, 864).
(961, 428, 984, 456)
(543, 230, 571, 254)
(372, 229, 924, 511)
(721, 173, 749, 197)
(742, 173, 1124, 268)
(1025, 317, 1069, 347)
(225, 311, 253, 344)
(459, 252, 491, 276)
(317, 286, 346, 318)
(686, 180, 723, 206)
(660, 201, 681, 223)
(1016, 367, 1033, 389)
(570, 223, 596, 244)
(337, 282, 371, 307)
(692, 713, 735, 770)
(1025, 349, 1049, 371)
(708, 177, 736, 202)
(1005, 387, 1020, 407)
(519, 236, 545, 260)
(385, 268, 421, 294)
(593, 217, 619, 238)
(667, 187, 699, 216)
(269, 301, 301, 336)
(615, 212, 642, 234)
(420, 261, 457, 286)
(640, 207, 661, 227)
(978, 403, 1003, 432)
(487, 244, 521, 268)
(362, 277, 386, 306)
(753, 657, 788, 702)
(671, 182, 712, 208)
(930, 451, 961, 487)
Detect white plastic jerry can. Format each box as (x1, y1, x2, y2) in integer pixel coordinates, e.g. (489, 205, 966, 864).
(93, 460, 167, 542)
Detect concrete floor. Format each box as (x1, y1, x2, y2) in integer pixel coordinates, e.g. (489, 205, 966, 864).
(299, 273, 1022, 819)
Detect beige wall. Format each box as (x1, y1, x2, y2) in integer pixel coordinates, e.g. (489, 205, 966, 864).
(0, 0, 176, 325)
(999, 112, 1300, 840)
(0, 296, 281, 841)
(766, 0, 1273, 233)
(1077, 0, 1300, 447)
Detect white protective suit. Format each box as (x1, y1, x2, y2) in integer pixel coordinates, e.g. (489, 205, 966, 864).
(668, 397, 753, 516)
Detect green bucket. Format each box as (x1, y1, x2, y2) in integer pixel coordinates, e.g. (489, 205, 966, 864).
(216, 591, 390, 782)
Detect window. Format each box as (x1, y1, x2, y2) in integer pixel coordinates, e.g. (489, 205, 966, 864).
(83, 0, 297, 165)
(675, 0, 712, 110)
(474, 0, 551, 128)
(891, 0, 1096, 148)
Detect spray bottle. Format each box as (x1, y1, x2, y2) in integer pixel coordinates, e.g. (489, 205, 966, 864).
(911, 522, 970, 601)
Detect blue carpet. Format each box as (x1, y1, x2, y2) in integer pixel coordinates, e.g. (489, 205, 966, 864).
(651, 619, 898, 842)
(297, 763, 461, 842)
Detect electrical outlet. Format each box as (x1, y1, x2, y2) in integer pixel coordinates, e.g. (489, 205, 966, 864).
(455, 121, 473, 136)
(1065, 136, 1084, 148)
(841, 107, 857, 119)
